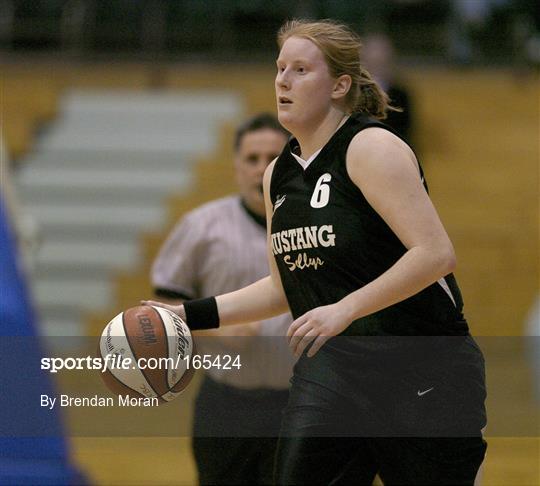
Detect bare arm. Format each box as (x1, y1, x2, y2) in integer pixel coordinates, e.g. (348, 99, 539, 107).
(289, 128, 457, 356)
(144, 160, 290, 326)
(339, 127, 456, 320)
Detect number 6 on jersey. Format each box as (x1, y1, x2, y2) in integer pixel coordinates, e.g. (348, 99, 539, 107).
(310, 173, 332, 208)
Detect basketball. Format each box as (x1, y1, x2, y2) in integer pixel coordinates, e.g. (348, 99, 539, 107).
(99, 305, 195, 403)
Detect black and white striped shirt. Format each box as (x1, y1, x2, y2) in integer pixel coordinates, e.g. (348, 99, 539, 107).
(152, 195, 295, 389)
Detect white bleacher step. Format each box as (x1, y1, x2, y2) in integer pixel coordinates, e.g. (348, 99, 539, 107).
(22, 150, 196, 171)
(39, 119, 218, 153)
(34, 264, 113, 280)
(40, 321, 88, 342)
(33, 238, 152, 275)
(16, 167, 193, 193)
(33, 277, 113, 312)
(59, 113, 228, 129)
(17, 180, 193, 205)
(32, 223, 160, 241)
(61, 91, 242, 118)
(36, 307, 84, 337)
(19, 89, 243, 337)
(32, 300, 85, 320)
(36, 240, 140, 270)
(23, 204, 165, 235)
(46, 113, 217, 131)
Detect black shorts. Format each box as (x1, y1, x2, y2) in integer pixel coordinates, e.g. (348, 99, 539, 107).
(275, 335, 487, 485)
(192, 375, 289, 485)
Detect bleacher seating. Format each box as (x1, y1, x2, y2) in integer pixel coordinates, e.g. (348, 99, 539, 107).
(13, 87, 243, 334)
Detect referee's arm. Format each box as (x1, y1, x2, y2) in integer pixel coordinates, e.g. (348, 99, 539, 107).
(215, 160, 290, 326)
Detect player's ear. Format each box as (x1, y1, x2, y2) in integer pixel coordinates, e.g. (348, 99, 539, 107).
(331, 74, 352, 101)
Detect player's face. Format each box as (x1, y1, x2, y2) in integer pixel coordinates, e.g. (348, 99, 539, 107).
(235, 128, 287, 216)
(275, 36, 337, 132)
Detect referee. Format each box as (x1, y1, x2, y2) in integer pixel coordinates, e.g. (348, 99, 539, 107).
(151, 114, 294, 485)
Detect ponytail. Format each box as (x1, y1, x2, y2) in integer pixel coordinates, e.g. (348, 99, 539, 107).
(354, 67, 393, 120)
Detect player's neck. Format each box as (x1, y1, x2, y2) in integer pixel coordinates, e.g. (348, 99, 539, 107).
(295, 110, 349, 161)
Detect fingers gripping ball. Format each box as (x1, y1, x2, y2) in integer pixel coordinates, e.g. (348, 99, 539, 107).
(99, 305, 195, 403)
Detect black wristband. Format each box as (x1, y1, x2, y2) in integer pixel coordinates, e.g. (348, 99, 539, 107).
(183, 297, 220, 330)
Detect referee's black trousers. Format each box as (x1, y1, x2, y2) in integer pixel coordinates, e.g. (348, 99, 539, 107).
(192, 375, 289, 485)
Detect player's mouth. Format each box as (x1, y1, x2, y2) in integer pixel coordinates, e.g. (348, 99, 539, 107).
(279, 96, 293, 105)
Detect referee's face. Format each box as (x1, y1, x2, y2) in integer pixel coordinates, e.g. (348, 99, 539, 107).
(235, 128, 287, 217)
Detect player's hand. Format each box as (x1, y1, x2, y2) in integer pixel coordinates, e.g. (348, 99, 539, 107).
(140, 300, 186, 321)
(286, 303, 351, 358)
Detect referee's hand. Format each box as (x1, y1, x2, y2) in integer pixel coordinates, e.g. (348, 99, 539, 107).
(140, 300, 186, 322)
(287, 303, 351, 358)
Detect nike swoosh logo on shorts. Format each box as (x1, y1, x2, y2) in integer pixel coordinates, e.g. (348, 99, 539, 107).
(417, 387, 434, 397)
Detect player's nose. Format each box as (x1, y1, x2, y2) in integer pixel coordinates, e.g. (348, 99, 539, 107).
(276, 70, 290, 90)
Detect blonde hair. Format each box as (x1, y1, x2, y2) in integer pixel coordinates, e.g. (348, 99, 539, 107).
(277, 19, 391, 119)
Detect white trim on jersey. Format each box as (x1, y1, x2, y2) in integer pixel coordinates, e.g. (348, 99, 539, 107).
(437, 277, 457, 307)
(289, 115, 350, 171)
(291, 148, 323, 170)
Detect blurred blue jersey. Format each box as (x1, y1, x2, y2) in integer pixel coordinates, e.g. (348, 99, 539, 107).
(0, 196, 85, 485)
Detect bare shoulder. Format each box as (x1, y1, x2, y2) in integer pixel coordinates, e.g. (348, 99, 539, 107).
(263, 157, 278, 188)
(346, 127, 418, 186)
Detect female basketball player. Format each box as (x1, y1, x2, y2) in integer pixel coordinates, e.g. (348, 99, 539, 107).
(145, 19, 487, 485)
